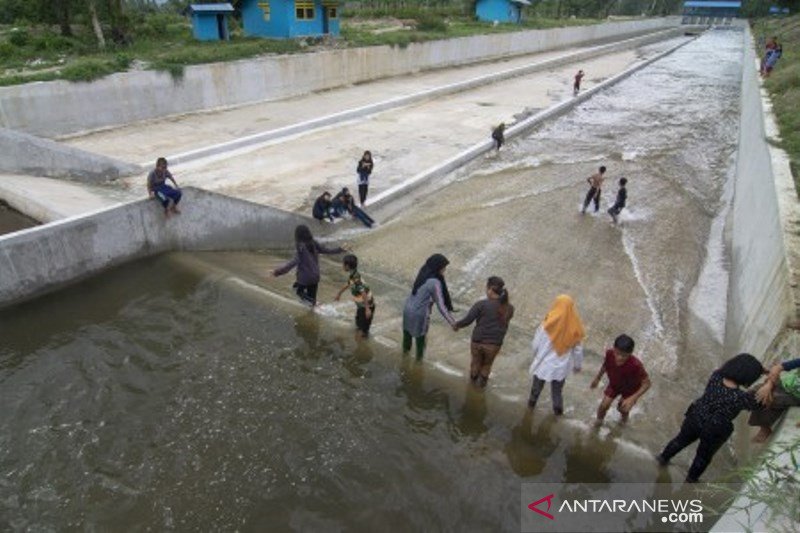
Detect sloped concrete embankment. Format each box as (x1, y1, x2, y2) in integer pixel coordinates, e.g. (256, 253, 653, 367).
(0, 187, 311, 308)
(710, 25, 800, 533)
(0, 127, 140, 181)
(0, 18, 679, 138)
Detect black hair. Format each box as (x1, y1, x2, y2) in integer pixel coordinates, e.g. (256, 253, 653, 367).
(294, 224, 316, 255)
(613, 334, 635, 354)
(343, 254, 358, 271)
(719, 353, 764, 387)
(599, 166, 607, 173)
(620, 177, 628, 186)
(156, 157, 167, 167)
(487, 276, 510, 324)
(412, 254, 453, 311)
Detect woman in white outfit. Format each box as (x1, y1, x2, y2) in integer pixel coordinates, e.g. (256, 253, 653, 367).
(528, 294, 585, 415)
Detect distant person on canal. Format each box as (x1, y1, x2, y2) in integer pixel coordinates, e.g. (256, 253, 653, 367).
(590, 334, 650, 424)
(271, 224, 347, 307)
(356, 151, 374, 207)
(454, 276, 515, 388)
(581, 165, 606, 214)
(528, 295, 585, 415)
(573, 70, 585, 95)
(402, 253, 457, 360)
(748, 356, 800, 442)
(607, 177, 628, 224)
(763, 42, 782, 78)
(760, 36, 778, 76)
(656, 353, 765, 482)
(147, 157, 182, 218)
(312, 191, 334, 223)
(335, 254, 375, 339)
(492, 123, 506, 152)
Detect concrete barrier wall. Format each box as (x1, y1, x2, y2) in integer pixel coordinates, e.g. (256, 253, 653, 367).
(724, 26, 799, 359)
(0, 127, 140, 181)
(0, 187, 312, 308)
(0, 18, 678, 138)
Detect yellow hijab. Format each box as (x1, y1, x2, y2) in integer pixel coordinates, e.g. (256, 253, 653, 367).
(542, 295, 585, 356)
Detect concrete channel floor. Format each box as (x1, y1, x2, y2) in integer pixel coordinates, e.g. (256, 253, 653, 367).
(57, 35, 687, 216)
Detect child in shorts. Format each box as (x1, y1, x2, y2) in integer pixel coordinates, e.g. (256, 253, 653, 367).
(335, 254, 375, 338)
(591, 334, 650, 423)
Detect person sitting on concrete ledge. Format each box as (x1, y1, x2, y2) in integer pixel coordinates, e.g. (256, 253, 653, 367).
(312, 191, 334, 223)
(331, 187, 354, 218)
(147, 157, 182, 218)
(749, 356, 800, 442)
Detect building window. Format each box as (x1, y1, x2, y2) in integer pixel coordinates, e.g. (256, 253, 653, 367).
(296, 1, 315, 20)
(258, 1, 270, 21)
(322, 1, 338, 19)
(329, 7, 337, 18)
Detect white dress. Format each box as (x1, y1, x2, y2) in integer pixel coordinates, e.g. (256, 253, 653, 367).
(528, 325, 584, 382)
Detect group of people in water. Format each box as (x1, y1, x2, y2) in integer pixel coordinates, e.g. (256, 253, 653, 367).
(268, 220, 800, 483)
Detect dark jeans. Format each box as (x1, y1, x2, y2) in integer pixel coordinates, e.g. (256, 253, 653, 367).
(659, 412, 733, 481)
(358, 183, 369, 205)
(293, 282, 318, 306)
(608, 202, 624, 216)
(582, 187, 600, 212)
(402, 330, 426, 360)
(529, 376, 566, 414)
(355, 302, 376, 335)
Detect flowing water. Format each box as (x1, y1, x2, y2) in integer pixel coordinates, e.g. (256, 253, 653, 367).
(0, 30, 744, 530)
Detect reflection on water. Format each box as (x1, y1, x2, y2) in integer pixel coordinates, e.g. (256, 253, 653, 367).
(0, 30, 746, 530)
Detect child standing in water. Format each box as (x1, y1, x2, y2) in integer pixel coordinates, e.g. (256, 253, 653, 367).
(528, 295, 585, 415)
(581, 166, 606, 214)
(591, 334, 650, 424)
(656, 353, 765, 482)
(607, 177, 628, 224)
(573, 70, 585, 95)
(455, 277, 515, 387)
(147, 157, 182, 218)
(272, 225, 347, 306)
(402, 254, 457, 360)
(491, 123, 506, 152)
(335, 254, 375, 339)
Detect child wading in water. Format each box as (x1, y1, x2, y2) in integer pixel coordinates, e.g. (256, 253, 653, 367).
(454, 277, 515, 387)
(573, 70, 585, 95)
(272, 224, 347, 306)
(335, 254, 375, 339)
(402, 254, 457, 360)
(528, 295, 585, 415)
(607, 177, 627, 224)
(591, 334, 650, 424)
(656, 353, 765, 482)
(147, 157, 182, 218)
(581, 166, 606, 214)
(491, 123, 506, 152)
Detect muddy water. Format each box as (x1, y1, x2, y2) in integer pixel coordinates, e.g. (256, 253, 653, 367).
(1, 30, 743, 530)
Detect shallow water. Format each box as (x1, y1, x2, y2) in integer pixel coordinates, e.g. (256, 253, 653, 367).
(0, 30, 745, 530)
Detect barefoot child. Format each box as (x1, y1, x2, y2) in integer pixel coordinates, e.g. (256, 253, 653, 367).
(272, 225, 347, 306)
(656, 353, 765, 482)
(573, 70, 585, 95)
(147, 157, 182, 218)
(607, 177, 627, 224)
(581, 166, 606, 214)
(454, 276, 514, 387)
(335, 254, 376, 339)
(591, 334, 650, 423)
(491, 123, 506, 151)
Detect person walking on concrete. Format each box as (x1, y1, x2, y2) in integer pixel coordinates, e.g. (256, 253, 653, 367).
(271, 224, 347, 307)
(356, 151, 374, 207)
(492, 123, 506, 151)
(528, 295, 585, 415)
(581, 166, 606, 214)
(607, 177, 628, 224)
(147, 157, 182, 218)
(573, 70, 585, 96)
(656, 353, 765, 482)
(454, 276, 514, 388)
(402, 253, 457, 360)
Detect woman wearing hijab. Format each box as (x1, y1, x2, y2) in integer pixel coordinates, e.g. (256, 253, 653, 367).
(528, 295, 586, 415)
(402, 254, 457, 360)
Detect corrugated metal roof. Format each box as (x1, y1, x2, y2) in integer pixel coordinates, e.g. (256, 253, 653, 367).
(190, 3, 235, 13)
(683, 1, 741, 8)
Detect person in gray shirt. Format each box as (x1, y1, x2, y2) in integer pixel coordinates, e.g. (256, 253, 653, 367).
(455, 276, 514, 387)
(402, 254, 456, 360)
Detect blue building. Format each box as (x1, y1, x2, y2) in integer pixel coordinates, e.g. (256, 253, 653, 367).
(189, 3, 235, 41)
(682, 1, 742, 19)
(241, 0, 340, 39)
(475, 0, 530, 24)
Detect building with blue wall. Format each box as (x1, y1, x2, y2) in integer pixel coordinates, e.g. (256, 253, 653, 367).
(190, 3, 234, 41)
(241, 0, 340, 39)
(475, 0, 530, 24)
(682, 1, 742, 18)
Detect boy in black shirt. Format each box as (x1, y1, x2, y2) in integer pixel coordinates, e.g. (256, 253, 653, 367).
(608, 177, 627, 224)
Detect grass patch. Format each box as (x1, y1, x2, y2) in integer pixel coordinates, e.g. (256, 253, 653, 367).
(754, 15, 800, 194)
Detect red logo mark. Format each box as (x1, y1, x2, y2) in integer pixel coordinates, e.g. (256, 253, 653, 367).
(528, 494, 556, 520)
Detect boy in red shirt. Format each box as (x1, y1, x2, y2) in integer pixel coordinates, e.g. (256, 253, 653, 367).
(590, 334, 651, 423)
